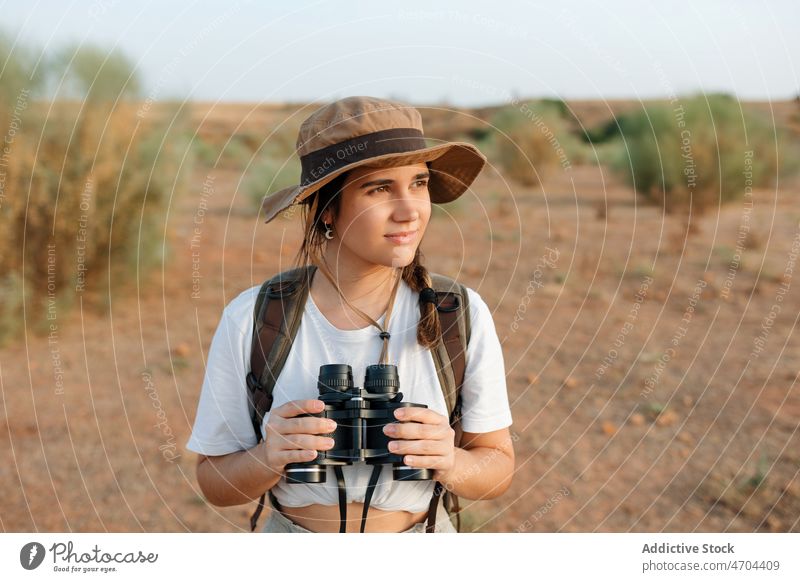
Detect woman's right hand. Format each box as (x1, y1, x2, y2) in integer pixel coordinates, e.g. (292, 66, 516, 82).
(261, 399, 337, 476)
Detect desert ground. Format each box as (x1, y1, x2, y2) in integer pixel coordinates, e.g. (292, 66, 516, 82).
(1, 101, 798, 532)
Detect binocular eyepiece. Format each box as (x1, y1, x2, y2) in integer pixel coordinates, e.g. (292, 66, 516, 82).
(284, 363, 433, 484)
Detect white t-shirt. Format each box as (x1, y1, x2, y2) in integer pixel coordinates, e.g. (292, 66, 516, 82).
(185, 277, 513, 513)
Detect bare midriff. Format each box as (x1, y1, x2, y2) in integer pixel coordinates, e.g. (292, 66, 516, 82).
(278, 502, 429, 533)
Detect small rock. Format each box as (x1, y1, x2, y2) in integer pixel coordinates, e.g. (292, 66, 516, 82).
(464, 266, 483, 278)
(601, 420, 617, 436)
(564, 376, 578, 389)
(173, 343, 191, 358)
(765, 515, 782, 531)
(527, 373, 540, 385)
(782, 477, 800, 497)
(629, 413, 646, 426)
(677, 432, 693, 445)
(656, 409, 679, 427)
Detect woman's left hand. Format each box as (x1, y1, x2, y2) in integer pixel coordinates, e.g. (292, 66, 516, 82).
(382, 407, 456, 481)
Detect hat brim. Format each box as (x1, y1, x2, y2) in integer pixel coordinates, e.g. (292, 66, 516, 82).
(261, 141, 487, 224)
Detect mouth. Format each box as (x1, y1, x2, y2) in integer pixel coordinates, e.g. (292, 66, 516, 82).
(384, 230, 418, 245)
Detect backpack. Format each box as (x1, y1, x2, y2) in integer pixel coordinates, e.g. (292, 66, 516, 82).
(245, 263, 471, 533)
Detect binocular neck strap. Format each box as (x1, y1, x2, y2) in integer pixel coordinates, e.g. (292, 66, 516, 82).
(333, 466, 347, 533)
(313, 259, 402, 365)
(332, 464, 382, 533)
(360, 465, 383, 533)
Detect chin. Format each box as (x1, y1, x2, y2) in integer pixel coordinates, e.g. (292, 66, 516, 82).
(381, 251, 416, 269)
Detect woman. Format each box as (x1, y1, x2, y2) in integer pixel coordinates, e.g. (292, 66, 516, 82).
(186, 96, 515, 533)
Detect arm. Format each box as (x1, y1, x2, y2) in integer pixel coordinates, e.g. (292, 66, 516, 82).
(384, 407, 515, 501)
(435, 428, 515, 500)
(195, 398, 336, 507)
(195, 443, 280, 507)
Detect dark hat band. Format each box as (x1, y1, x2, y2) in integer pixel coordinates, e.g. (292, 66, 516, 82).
(300, 127, 427, 187)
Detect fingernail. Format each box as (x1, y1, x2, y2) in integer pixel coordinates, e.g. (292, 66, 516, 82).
(326, 421, 337, 431)
(383, 424, 395, 434)
(395, 409, 405, 419)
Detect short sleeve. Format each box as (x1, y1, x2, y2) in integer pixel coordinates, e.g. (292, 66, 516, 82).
(458, 288, 514, 433)
(185, 294, 258, 456)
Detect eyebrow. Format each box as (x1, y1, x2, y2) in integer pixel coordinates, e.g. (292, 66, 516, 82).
(357, 172, 430, 189)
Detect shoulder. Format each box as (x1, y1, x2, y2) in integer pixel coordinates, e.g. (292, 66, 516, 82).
(462, 286, 498, 343)
(218, 284, 262, 333)
(459, 284, 493, 322)
(425, 274, 494, 323)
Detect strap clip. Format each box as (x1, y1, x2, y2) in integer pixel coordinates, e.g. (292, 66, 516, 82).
(267, 280, 297, 299)
(435, 292, 461, 313)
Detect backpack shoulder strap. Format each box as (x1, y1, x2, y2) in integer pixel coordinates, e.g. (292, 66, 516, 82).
(423, 273, 472, 533)
(246, 263, 316, 531)
(427, 272, 470, 437)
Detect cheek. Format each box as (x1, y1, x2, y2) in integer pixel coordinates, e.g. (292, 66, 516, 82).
(345, 205, 387, 242)
(422, 201, 432, 224)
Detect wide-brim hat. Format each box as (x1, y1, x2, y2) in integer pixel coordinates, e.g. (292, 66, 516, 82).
(260, 95, 487, 224)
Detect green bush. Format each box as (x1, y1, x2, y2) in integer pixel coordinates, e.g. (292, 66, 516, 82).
(192, 135, 252, 170)
(611, 94, 792, 213)
(489, 100, 587, 186)
(48, 42, 141, 102)
(0, 33, 193, 344)
(243, 154, 301, 213)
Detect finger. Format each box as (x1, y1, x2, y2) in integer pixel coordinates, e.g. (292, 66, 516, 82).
(279, 449, 319, 465)
(388, 439, 448, 456)
(278, 434, 336, 452)
(402, 455, 450, 469)
(383, 420, 441, 440)
(281, 415, 337, 435)
(393, 406, 445, 425)
(274, 399, 325, 418)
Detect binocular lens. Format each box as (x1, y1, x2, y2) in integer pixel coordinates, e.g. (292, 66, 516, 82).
(363, 363, 400, 395)
(318, 364, 354, 394)
(285, 463, 327, 484)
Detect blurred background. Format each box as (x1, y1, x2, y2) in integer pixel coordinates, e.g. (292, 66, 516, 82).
(1, 0, 799, 532)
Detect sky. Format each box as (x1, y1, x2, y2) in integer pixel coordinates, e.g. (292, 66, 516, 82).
(2, 0, 798, 106)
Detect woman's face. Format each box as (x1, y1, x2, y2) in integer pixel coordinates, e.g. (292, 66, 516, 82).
(322, 162, 431, 269)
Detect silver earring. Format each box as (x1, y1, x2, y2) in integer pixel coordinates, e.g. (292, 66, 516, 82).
(324, 222, 334, 240)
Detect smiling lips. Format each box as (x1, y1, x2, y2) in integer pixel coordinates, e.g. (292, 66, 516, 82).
(384, 230, 418, 245)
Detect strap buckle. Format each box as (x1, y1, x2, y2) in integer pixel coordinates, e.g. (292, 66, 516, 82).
(246, 371, 262, 393)
(267, 280, 297, 299)
(435, 292, 461, 313)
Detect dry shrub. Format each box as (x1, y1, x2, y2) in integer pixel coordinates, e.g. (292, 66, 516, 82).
(0, 36, 192, 343)
(611, 94, 795, 214)
(489, 100, 586, 186)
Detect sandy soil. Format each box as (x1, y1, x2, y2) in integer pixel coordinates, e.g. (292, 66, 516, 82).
(2, 104, 799, 533)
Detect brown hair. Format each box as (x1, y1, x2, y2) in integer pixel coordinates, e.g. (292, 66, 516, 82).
(290, 162, 441, 349)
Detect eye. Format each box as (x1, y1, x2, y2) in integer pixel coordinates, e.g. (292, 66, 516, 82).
(412, 179, 429, 189)
(367, 185, 390, 195)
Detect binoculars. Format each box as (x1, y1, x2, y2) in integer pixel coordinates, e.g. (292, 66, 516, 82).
(284, 363, 433, 484)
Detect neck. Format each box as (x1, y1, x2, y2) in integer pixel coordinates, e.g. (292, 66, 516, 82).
(313, 241, 400, 307)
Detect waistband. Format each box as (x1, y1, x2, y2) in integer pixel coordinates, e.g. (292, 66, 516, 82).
(266, 496, 450, 533)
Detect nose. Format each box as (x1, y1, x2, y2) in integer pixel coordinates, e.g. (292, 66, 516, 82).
(391, 187, 422, 223)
